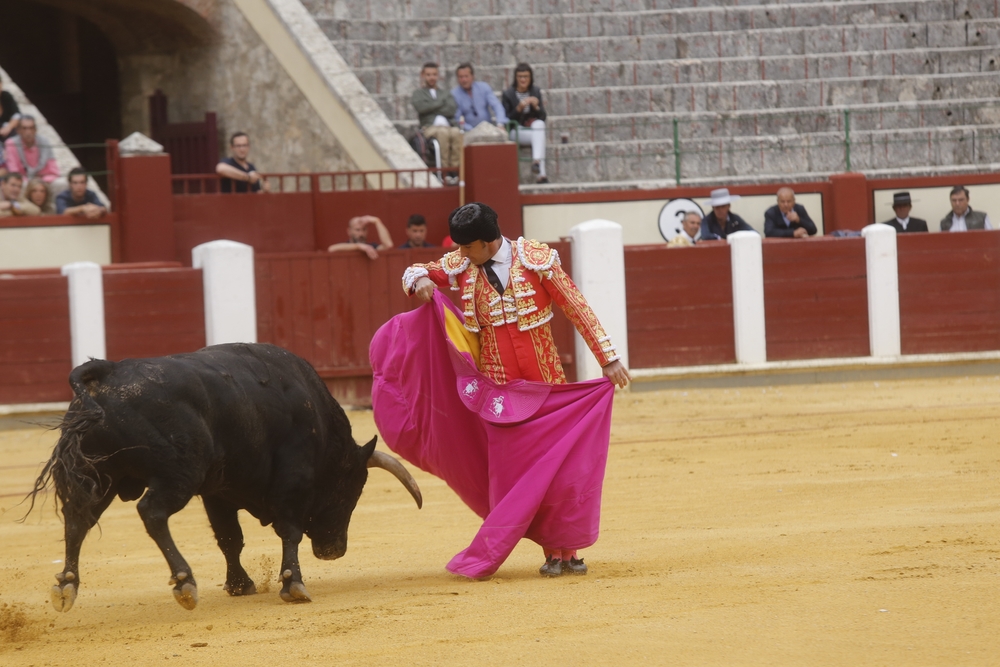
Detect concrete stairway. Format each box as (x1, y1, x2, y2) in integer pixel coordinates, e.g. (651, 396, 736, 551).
(303, 0, 1000, 184)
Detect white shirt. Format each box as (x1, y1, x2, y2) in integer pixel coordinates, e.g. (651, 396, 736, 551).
(896, 216, 910, 231)
(487, 238, 512, 290)
(427, 89, 451, 127)
(948, 208, 994, 232)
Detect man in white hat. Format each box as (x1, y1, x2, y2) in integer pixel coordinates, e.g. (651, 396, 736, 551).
(700, 188, 755, 240)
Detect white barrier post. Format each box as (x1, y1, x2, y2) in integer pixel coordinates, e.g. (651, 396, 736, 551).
(727, 230, 767, 364)
(192, 241, 257, 345)
(568, 219, 629, 381)
(862, 223, 901, 357)
(61, 262, 106, 367)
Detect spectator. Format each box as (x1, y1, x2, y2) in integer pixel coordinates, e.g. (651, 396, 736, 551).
(327, 215, 393, 259)
(502, 63, 549, 184)
(56, 167, 107, 219)
(764, 187, 818, 238)
(4, 115, 59, 183)
(700, 188, 756, 240)
(411, 62, 463, 171)
(452, 63, 508, 132)
(668, 211, 703, 247)
(399, 214, 433, 248)
(216, 132, 270, 194)
(25, 177, 54, 214)
(0, 79, 20, 141)
(880, 192, 927, 233)
(0, 172, 35, 217)
(940, 186, 992, 232)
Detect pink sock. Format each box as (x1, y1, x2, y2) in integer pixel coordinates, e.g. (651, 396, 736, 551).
(562, 549, 577, 562)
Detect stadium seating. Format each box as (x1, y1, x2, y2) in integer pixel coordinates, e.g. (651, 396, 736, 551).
(303, 0, 1000, 184)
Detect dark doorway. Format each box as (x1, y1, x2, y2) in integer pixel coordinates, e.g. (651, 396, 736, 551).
(0, 2, 121, 190)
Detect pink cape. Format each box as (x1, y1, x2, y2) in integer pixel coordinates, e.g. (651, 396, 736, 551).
(370, 292, 615, 578)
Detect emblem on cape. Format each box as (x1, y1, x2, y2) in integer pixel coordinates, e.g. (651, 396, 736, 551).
(463, 379, 479, 397)
(491, 396, 505, 417)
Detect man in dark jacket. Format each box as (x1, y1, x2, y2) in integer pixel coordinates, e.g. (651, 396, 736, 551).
(764, 187, 818, 238)
(502, 63, 549, 183)
(700, 188, 757, 240)
(411, 62, 463, 169)
(880, 191, 928, 233)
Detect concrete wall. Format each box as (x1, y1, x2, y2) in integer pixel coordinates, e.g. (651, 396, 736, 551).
(0, 224, 112, 271)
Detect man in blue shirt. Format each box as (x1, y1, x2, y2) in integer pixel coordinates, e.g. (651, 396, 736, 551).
(56, 168, 107, 219)
(451, 63, 508, 132)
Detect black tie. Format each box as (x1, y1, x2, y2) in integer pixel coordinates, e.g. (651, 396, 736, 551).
(482, 259, 505, 294)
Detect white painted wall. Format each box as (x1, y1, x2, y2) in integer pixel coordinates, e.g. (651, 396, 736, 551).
(862, 224, 901, 357)
(523, 192, 825, 245)
(61, 262, 106, 367)
(728, 231, 767, 364)
(0, 226, 111, 270)
(192, 240, 257, 345)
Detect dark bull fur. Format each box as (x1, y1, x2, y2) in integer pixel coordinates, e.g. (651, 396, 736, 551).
(28, 343, 421, 611)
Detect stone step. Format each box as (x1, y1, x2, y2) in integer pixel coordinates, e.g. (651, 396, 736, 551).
(353, 46, 1000, 96)
(371, 70, 1000, 121)
(315, 0, 990, 42)
(534, 124, 1000, 182)
(330, 19, 1000, 73)
(304, 0, 992, 21)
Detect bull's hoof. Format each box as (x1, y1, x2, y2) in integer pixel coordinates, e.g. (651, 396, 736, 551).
(172, 582, 199, 610)
(51, 573, 77, 612)
(279, 581, 311, 603)
(223, 580, 257, 597)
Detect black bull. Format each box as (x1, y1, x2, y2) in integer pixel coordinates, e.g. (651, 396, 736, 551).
(27, 343, 422, 612)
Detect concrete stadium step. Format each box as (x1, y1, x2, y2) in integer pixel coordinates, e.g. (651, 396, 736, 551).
(538, 123, 1000, 182)
(353, 46, 1000, 96)
(305, 0, 986, 22)
(369, 70, 1000, 120)
(329, 19, 1000, 74)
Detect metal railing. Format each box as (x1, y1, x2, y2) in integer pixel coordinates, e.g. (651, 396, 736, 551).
(171, 167, 460, 195)
(542, 100, 1000, 184)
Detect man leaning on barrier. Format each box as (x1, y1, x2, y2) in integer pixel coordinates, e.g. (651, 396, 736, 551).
(880, 192, 927, 233)
(700, 188, 756, 241)
(941, 186, 992, 232)
(764, 187, 817, 238)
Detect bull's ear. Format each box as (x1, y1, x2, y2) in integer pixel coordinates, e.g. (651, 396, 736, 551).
(361, 436, 377, 460)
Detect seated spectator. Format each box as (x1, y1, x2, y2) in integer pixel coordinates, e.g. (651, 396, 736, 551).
(0, 79, 20, 141)
(4, 115, 59, 183)
(764, 187, 818, 238)
(327, 215, 393, 259)
(880, 192, 927, 233)
(25, 177, 54, 214)
(56, 168, 107, 219)
(216, 132, 270, 194)
(399, 214, 433, 248)
(411, 62, 463, 172)
(668, 211, 703, 247)
(700, 189, 756, 240)
(452, 63, 508, 132)
(0, 172, 35, 217)
(502, 63, 548, 184)
(941, 186, 992, 232)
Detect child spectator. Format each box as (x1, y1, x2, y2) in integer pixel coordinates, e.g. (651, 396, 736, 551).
(56, 168, 107, 219)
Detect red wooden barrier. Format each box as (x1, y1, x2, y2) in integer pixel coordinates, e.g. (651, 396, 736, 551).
(104, 265, 205, 361)
(149, 90, 219, 175)
(897, 230, 1000, 354)
(763, 236, 869, 360)
(625, 242, 736, 368)
(0, 272, 71, 403)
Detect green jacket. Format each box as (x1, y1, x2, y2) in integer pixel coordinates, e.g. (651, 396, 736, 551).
(411, 87, 458, 128)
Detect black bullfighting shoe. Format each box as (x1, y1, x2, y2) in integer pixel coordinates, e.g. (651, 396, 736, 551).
(564, 557, 588, 575)
(539, 557, 563, 577)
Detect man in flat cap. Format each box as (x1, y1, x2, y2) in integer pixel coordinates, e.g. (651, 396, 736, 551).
(880, 192, 927, 233)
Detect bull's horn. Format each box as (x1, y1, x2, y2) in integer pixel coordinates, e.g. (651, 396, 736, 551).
(367, 450, 423, 509)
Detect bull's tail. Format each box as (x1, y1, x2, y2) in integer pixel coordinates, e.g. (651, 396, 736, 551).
(24, 360, 116, 523)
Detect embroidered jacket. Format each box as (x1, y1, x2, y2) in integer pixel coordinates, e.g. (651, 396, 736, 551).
(403, 237, 619, 384)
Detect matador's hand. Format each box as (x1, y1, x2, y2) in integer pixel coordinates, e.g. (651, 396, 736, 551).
(602, 360, 631, 389)
(413, 277, 436, 303)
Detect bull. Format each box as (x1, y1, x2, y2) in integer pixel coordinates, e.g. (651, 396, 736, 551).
(28, 343, 421, 612)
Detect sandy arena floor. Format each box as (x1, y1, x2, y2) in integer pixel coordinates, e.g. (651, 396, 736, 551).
(0, 376, 998, 665)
